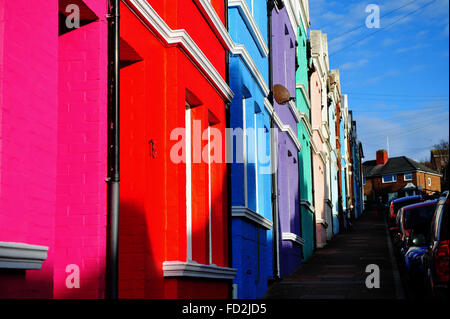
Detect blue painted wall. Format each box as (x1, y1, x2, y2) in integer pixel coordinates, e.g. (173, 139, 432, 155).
(228, 2, 273, 299)
(329, 101, 339, 234)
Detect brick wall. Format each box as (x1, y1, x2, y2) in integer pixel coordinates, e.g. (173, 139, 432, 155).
(0, 0, 108, 298)
(364, 171, 442, 202)
(0, 0, 58, 298)
(54, 0, 108, 298)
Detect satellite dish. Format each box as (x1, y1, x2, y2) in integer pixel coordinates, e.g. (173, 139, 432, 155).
(273, 84, 295, 105)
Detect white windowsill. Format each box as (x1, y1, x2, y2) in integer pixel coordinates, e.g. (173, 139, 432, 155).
(231, 206, 273, 230)
(282, 232, 305, 246)
(0, 242, 49, 270)
(163, 261, 237, 280)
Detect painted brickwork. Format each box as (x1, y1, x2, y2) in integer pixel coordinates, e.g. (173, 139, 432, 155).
(271, 4, 302, 277)
(0, 0, 108, 298)
(228, 1, 273, 299)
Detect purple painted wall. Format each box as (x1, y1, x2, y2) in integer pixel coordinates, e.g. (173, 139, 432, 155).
(271, 7, 302, 277)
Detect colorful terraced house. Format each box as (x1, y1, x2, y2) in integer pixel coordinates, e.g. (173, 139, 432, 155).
(228, 0, 273, 299)
(270, 0, 303, 278)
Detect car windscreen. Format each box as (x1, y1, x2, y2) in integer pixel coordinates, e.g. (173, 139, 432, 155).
(404, 204, 436, 232)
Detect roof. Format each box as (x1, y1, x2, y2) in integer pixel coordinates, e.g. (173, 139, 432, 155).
(402, 199, 438, 211)
(393, 195, 422, 204)
(363, 156, 441, 177)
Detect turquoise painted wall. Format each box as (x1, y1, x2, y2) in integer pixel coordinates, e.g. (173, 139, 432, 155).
(295, 22, 314, 260)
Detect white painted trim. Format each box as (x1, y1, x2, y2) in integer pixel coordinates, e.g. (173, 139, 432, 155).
(282, 232, 305, 246)
(125, 0, 233, 102)
(228, 0, 269, 57)
(232, 206, 273, 230)
(288, 100, 301, 123)
(231, 45, 270, 96)
(163, 261, 237, 280)
(243, 98, 248, 208)
(284, 0, 310, 37)
(194, 0, 270, 96)
(312, 127, 325, 144)
(208, 126, 212, 265)
(298, 111, 313, 138)
(264, 99, 302, 151)
(382, 174, 397, 184)
(296, 83, 311, 110)
(300, 200, 315, 213)
(0, 242, 48, 270)
(185, 106, 193, 261)
(254, 112, 259, 215)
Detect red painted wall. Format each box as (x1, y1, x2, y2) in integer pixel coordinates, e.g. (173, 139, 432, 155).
(119, 1, 229, 299)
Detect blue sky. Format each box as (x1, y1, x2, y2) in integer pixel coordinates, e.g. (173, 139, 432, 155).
(308, 0, 449, 162)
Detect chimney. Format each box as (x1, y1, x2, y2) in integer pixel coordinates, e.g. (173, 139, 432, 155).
(376, 149, 388, 165)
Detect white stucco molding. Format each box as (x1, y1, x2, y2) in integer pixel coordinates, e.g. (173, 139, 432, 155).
(231, 206, 273, 230)
(195, 0, 269, 96)
(264, 99, 302, 151)
(228, 0, 269, 57)
(282, 232, 305, 246)
(230, 45, 270, 96)
(296, 83, 311, 110)
(297, 111, 313, 138)
(284, 0, 310, 38)
(300, 200, 315, 213)
(312, 127, 325, 144)
(0, 242, 49, 270)
(163, 261, 237, 280)
(125, 0, 234, 102)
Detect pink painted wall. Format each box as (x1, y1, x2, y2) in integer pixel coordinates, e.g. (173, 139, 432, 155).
(0, 0, 58, 298)
(310, 70, 327, 248)
(0, 0, 107, 298)
(54, 0, 108, 298)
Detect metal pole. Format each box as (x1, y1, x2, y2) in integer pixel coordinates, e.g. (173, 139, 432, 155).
(268, 0, 280, 280)
(224, 0, 234, 299)
(107, 0, 120, 300)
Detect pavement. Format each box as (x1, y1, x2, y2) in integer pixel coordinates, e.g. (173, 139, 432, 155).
(264, 209, 406, 299)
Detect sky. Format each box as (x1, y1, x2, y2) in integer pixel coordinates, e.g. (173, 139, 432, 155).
(308, 0, 449, 162)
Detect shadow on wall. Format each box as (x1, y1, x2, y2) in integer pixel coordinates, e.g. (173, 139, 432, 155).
(119, 200, 160, 298)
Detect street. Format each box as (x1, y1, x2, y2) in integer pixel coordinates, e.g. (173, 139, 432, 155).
(264, 210, 405, 299)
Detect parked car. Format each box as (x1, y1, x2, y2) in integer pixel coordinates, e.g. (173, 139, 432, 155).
(389, 195, 423, 226)
(399, 200, 438, 248)
(423, 191, 449, 297)
(397, 201, 438, 282)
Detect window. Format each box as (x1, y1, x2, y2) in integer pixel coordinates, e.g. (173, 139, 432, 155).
(404, 173, 412, 181)
(363, 177, 366, 185)
(428, 177, 432, 187)
(382, 174, 397, 183)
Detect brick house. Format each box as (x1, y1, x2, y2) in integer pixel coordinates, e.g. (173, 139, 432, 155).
(363, 150, 442, 204)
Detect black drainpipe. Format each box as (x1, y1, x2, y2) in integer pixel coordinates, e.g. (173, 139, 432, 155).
(106, 0, 120, 300)
(267, 0, 280, 281)
(224, 0, 234, 300)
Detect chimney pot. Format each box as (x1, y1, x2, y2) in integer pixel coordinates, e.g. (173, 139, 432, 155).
(376, 149, 388, 165)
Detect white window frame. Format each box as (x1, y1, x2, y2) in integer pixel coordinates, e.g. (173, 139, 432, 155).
(428, 177, 432, 187)
(242, 98, 248, 208)
(382, 174, 397, 184)
(404, 173, 412, 181)
(185, 103, 214, 265)
(164, 102, 237, 280)
(185, 104, 193, 261)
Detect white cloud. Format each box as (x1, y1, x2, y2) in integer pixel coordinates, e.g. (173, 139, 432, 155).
(339, 59, 369, 71)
